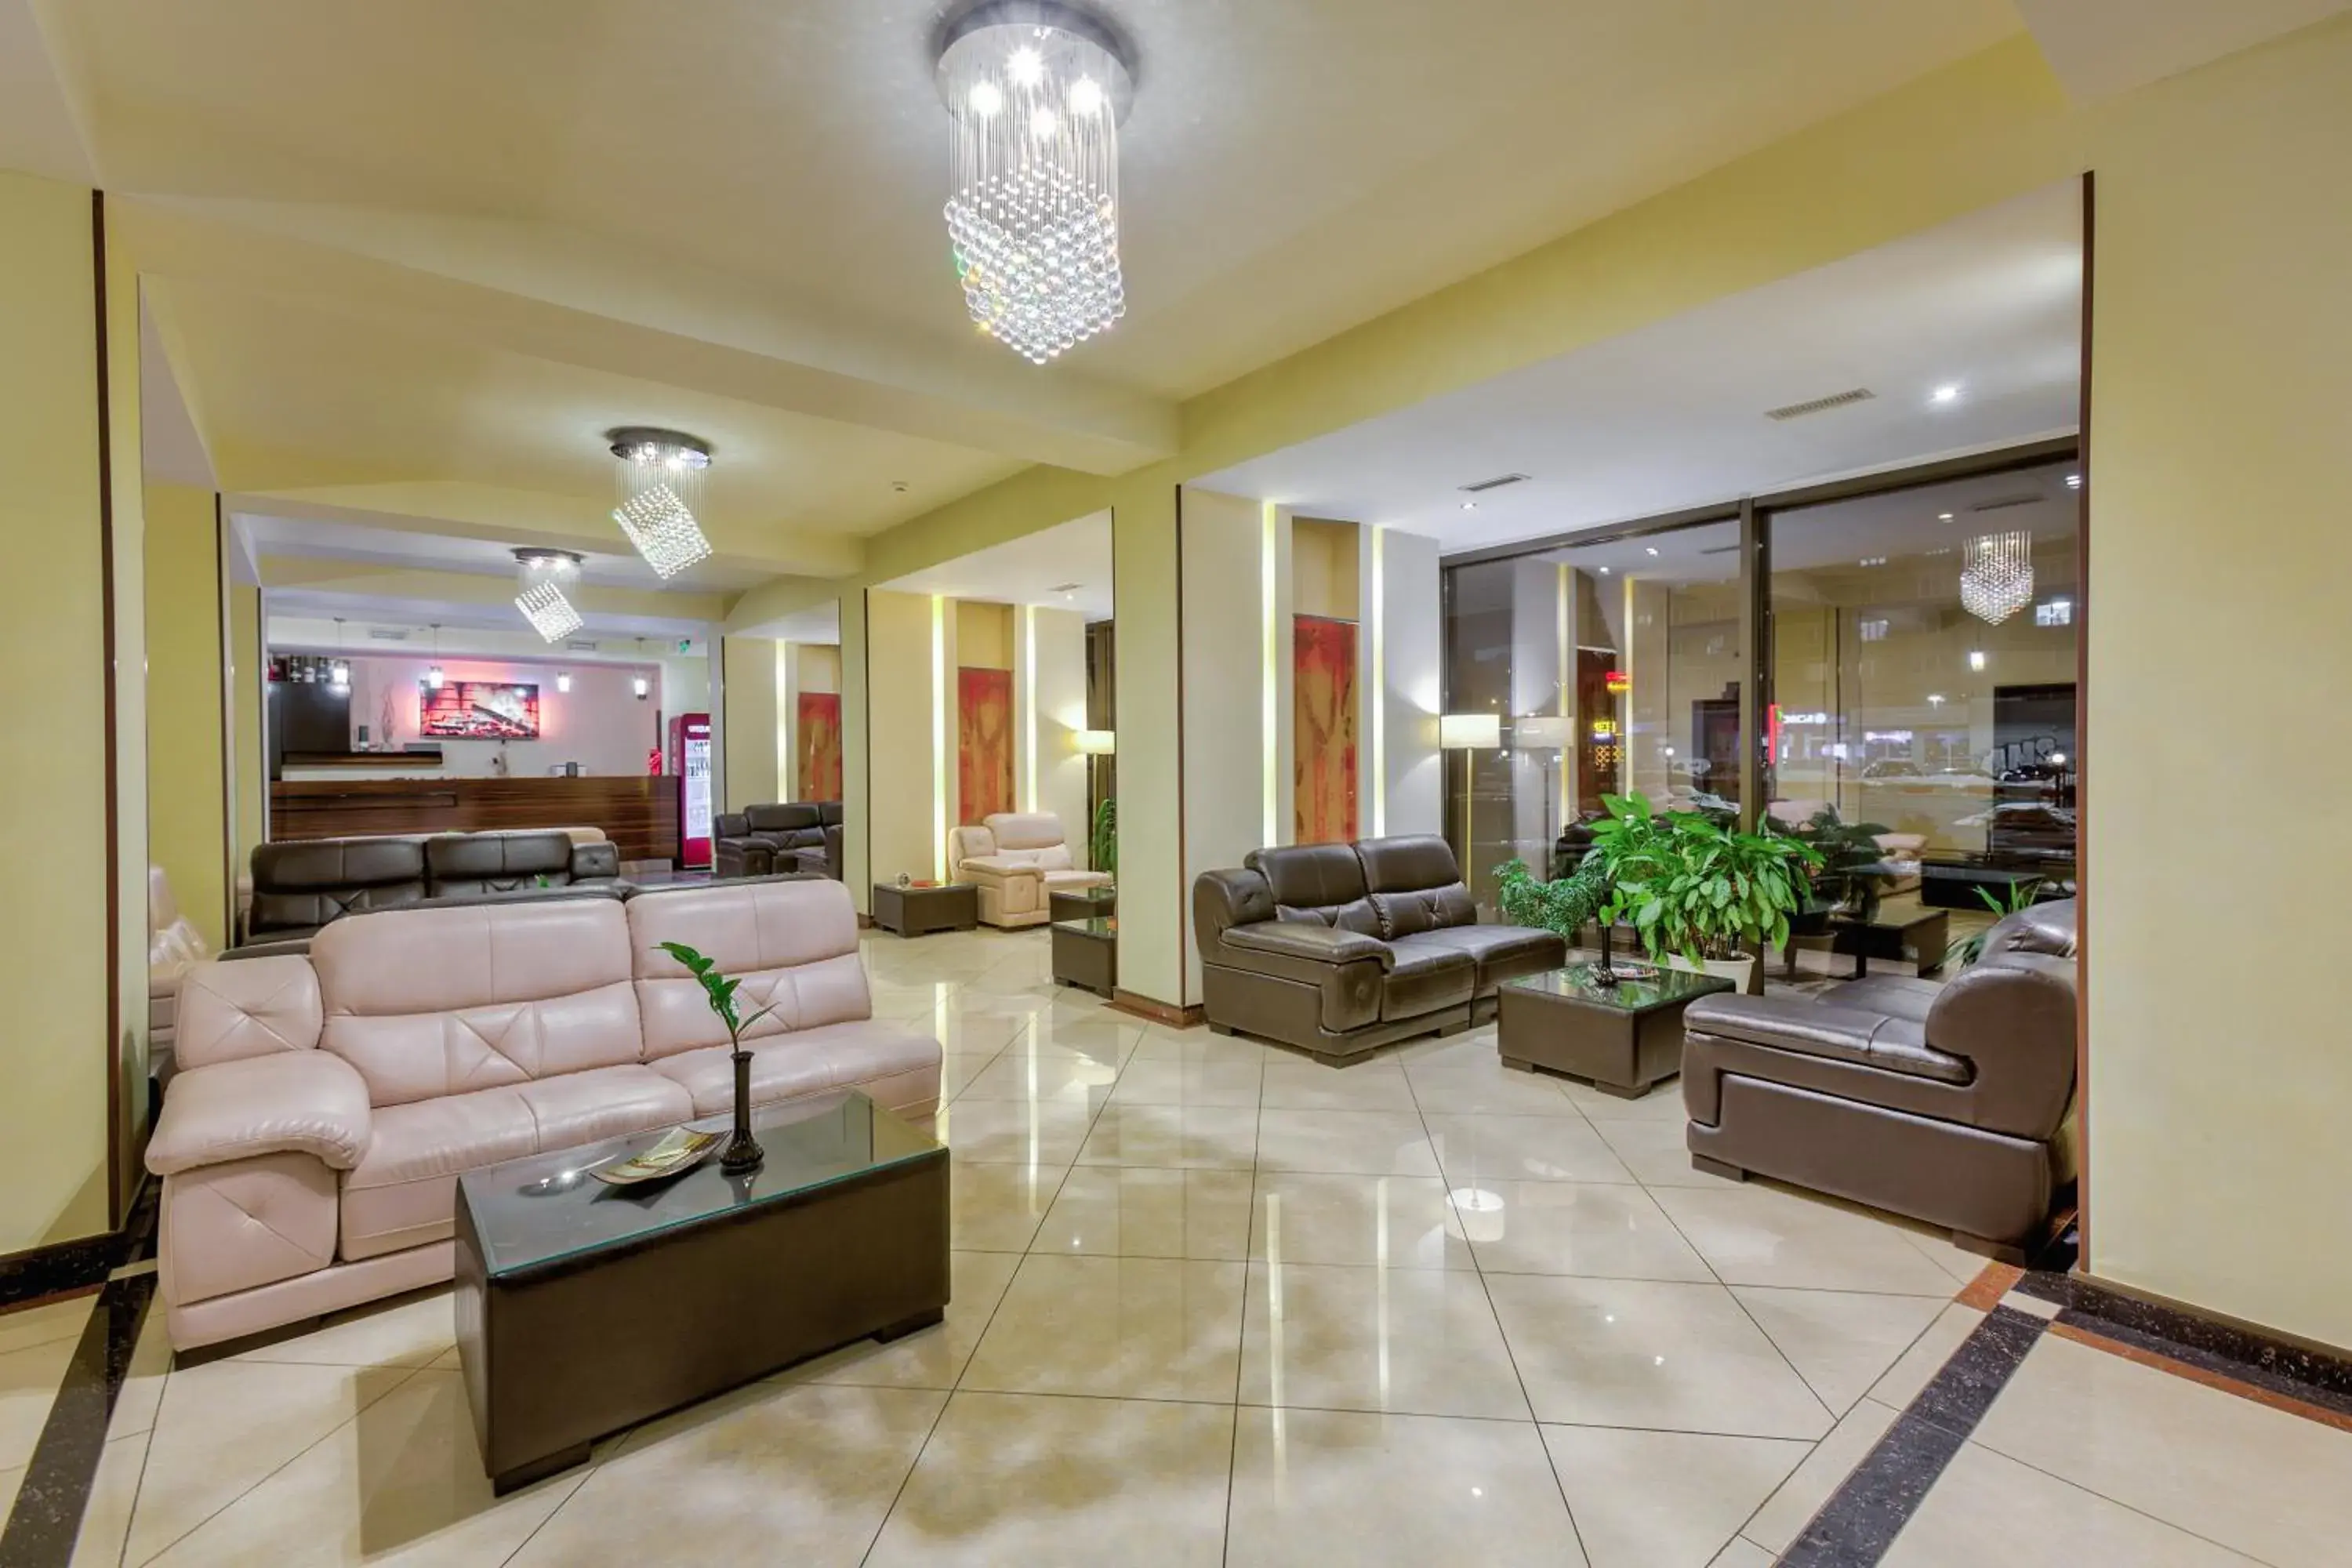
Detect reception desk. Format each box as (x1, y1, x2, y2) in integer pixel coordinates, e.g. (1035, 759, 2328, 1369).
(269, 776, 681, 862)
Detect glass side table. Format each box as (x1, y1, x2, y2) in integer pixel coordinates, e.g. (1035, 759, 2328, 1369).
(1050, 915, 1116, 998)
(1047, 884, 1116, 923)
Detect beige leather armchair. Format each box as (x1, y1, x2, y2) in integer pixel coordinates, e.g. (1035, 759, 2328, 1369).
(148, 866, 212, 1080)
(948, 811, 1110, 928)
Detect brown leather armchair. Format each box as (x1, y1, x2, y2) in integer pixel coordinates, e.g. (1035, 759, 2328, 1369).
(1193, 835, 1564, 1061)
(1681, 898, 2078, 1260)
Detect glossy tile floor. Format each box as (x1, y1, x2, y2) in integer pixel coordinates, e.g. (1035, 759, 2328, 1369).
(9, 925, 2348, 1566)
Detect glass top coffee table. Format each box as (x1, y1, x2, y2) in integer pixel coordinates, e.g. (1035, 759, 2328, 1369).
(1496, 960, 1737, 1099)
(1050, 913, 1116, 998)
(456, 1091, 949, 1493)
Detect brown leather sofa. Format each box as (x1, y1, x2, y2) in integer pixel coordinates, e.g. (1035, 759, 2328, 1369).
(243, 830, 622, 945)
(1193, 835, 1564, 1060)
(1681, 898, 2078, 1260)
(146, 876, 942, 1351)
(714, 802, 843, 880)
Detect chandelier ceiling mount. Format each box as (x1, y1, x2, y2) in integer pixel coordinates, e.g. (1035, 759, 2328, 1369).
(605, 427, 715, 580)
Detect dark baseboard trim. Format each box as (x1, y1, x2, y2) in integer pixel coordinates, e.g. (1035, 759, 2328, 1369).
(0, 1175, 158, 1311)
(1109, 991, 1201, 1029)
(2015, 1267, 2352, 1408)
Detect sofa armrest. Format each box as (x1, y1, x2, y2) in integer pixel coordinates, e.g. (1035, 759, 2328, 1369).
(958, 855, 1040, 886)
(571, 841, 621, 881)
(147, 1052, 373, 1175)
(1223, 922, 1395, 971)
(1685, 995, 1919, 1062)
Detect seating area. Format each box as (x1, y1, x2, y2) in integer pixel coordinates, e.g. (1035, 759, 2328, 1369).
(713, 800, 844, 880)
(948, 811, 1112, 928)
(241, 829, 622, 945)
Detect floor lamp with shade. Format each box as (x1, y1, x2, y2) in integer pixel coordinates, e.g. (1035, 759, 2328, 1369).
(1076, 728, 1116, 872)
(1439, 713, 1501, 885)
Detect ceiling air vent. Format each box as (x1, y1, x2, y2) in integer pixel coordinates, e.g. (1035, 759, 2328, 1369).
(364, 627, 410, 641)
(1969, 492, 2043, 514)
(566, 639, 601, 652)
(1049, 582, 1083, 594)
(1763, 387, 1875, 422)
(1457, 473, 1530, 495)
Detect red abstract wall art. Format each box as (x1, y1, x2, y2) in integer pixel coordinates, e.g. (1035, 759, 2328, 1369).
(1294, 615, 1359, 844)
(958, 666, 1014, 825)
(797, 691, 843, 801)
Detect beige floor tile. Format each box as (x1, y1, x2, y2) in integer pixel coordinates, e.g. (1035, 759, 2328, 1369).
(107, 1304, 172, 1441)
(950, 1053, 1120, 1109)
(1867, 1301, 1984, 1411)
(960, 1254, 1246, 1403)
(1038, 1166, 1258, 1260)
(1462, 1181, 1713, 1282)
(1388, 1031, 1501, 1071)
(143, 1369, 581, 1567)
(1708, 1538, 1778, 1567)
(1225, 1406, 1588, 1567)
(935, 1097, 1098, 1165)
(0, 1460, 23, 1531)
(0, 1293, 94, 1356)
(1557, 1075, 1692, 1120)
(1971, 1332, 2352, 1568)
(1254, 1109, 1439, 1177)
(1483, 1276, 1833, 1439)
(935, 1051, 1004, 1101)
(1903, 1229, 1997, 1290)
(1129, 1030, 1288, 1068)
(916, 1010, 1033, 1056)
(1589, 1117, 1729, 1187)
(799, 1250, 1022, 1392)
(124, 1360, 424, 1566)
(230, 1288, 454, 1372)
(1730, 1287, 1951, 1417)
(1076, 1103, 1261, 1170)
(511, 1381, 943, 1567)
(1017, 1011, 1144, 1069)
(1249, 1172, 1475, 1271)
(1238, 1261, 1531, 1420)
(1882, 1441, 2263, 1566)
(1542, 1425, 1810, 1568)
(867, 1392, 1232, 1568)
(1109, 1058, 1266, 1109)
(1258, 1059, 1418, 1112)
(948, 1160, 1068, 1251)
(1403, 1060, 1588, 1116)
(1743, 1396, 1900, 1553)
(0, 1330, 82, 1471)
(67, 1430, 149, 1568)
(1649, 1185, 1961, 1296)
(1422, 1113, 1638, 1186)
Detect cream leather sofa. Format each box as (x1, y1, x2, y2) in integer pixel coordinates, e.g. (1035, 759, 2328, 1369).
(947, 811, 1111, 928)
(145, 877, 941, 1352)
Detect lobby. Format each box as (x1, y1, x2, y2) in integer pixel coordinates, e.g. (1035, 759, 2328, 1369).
(3, 3, 2350, 1565)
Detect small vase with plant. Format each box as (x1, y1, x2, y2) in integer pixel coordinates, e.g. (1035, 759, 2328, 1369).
(1586, 793, 1819, 989)
(656, 941, 779, 1174)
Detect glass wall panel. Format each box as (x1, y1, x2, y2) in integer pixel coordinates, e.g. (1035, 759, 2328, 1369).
(1764, 460, 2079, 880)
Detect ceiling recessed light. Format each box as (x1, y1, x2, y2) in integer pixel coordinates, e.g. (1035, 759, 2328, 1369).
(1460, 501, 1477, 512)
(1598, 565, 1611, 575)
(1937, 513, 1955, 521)
(1931, 385, 1961, 405)
(2064, 474, 2082, 489)
(1645, 546, 1659, 557)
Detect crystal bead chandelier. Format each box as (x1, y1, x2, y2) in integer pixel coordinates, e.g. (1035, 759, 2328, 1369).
(607, 427, 714, 579)
(935, 1, 1134, 364)
(512, 549, 586, 642)
(1960, 530, 2034, 624)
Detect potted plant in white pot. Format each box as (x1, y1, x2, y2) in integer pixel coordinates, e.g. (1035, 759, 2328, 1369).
(1586, 793, 1818, 992)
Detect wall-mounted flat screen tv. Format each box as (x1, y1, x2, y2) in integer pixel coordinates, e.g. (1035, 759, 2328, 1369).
(418, 681, 539, 739)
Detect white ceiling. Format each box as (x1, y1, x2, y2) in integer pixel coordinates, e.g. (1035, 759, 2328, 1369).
(878, 510, 1115, 619)
(234, 512, 776, 594)
(2012, 0, 2352, 99)
(1200, 182, 2083, 555)
(757, 603, 843, 646)
(263, 587, 713, 646)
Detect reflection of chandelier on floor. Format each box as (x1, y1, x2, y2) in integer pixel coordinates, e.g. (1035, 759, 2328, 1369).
(1960, 530, 2034, 624)
(935, 1, 1135, 364)
(607, 427, 714, 579)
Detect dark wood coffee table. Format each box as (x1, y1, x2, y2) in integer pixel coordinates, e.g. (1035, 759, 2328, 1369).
(1047, 884, 1116, 923)
(1051, 915, 1116, 997)
(455, 1091, 949, 1493)
(872, 881, 978, 936)
(1497, 961, 1736, 1098)
(1829, 907, 1950, 978)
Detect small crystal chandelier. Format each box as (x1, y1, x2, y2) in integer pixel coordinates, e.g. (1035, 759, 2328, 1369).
(1960, 531, 2034, 624)
(513, 549, 586, 642)
(607, 427, 714, 579)
(935, 1, 1134, 364)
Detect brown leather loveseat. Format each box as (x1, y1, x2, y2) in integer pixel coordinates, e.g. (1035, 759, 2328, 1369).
(1193, 836, 1564, 1060)
(244, 830, 622, 946)
(1681, 898, 2078, 1259)
(714, 802, 844, 880)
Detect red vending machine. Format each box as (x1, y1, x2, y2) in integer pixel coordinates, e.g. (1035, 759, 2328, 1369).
(666, 712, 713, 869)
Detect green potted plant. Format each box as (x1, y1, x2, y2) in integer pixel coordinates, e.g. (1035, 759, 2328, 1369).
(1493, 854, 1610, 948)
(1090, 796, 1116, 877)
(656, 941, 782, 1174)
(1766, 804, 1896, 925)
(1585, 793, 1819, 990)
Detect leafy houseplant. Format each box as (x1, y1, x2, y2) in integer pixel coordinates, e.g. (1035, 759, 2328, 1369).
(1585, 793, 1819, 985)
(657, 941, 780, 1174)
(1767, 805, 1896, 924)
(1943, 880, 2042, 969)
(1090, 796, 1117, 877)
(1493, 855, 1609, 947)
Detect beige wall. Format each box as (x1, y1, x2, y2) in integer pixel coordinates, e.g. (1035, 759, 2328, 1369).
(797, 644, 841, 694)
(2083, 15, 2352, 1348)
(1291, 517, 1361, 622)
(838, 599, 870, 908)
(1179, 488, 1276, 1003)
(146, 482, 227, 952)
(866, 590, 942, 885)
(1112, 478, 1182, 1005)
(0, 172, 113, 1250)
(1022, 605, 1092, 858)
(1371, 527, 1445, 840)
(954, 600, 1013, 670)
(229, 581, 264, 866)
(106, 208, 151, 1209)
(722, 635, 779, 810)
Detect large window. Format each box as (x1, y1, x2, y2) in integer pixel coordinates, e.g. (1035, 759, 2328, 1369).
(1442, 442, 2079, 912)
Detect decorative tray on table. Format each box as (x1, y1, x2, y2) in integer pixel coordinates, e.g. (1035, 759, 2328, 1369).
(588, 1127, 722, 1186)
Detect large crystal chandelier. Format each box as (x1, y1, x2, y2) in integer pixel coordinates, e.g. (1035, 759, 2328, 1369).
(1960, 530, 2034, 624)
(607, 427, 714, 579)
(935, 2, 1134, 364)
(512, 549, 585, 642)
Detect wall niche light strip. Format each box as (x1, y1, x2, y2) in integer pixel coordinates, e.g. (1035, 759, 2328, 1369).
(1022, 605, 1038, 813)
(1261, 503, 1279, 846)
(931, 594, 948, 881)
(1370, 526, 1386, 837)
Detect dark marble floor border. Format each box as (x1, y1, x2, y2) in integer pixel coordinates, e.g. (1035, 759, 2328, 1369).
(1778, 1304, 2049, 1566)
(2013, 1268, 2352, 1415)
